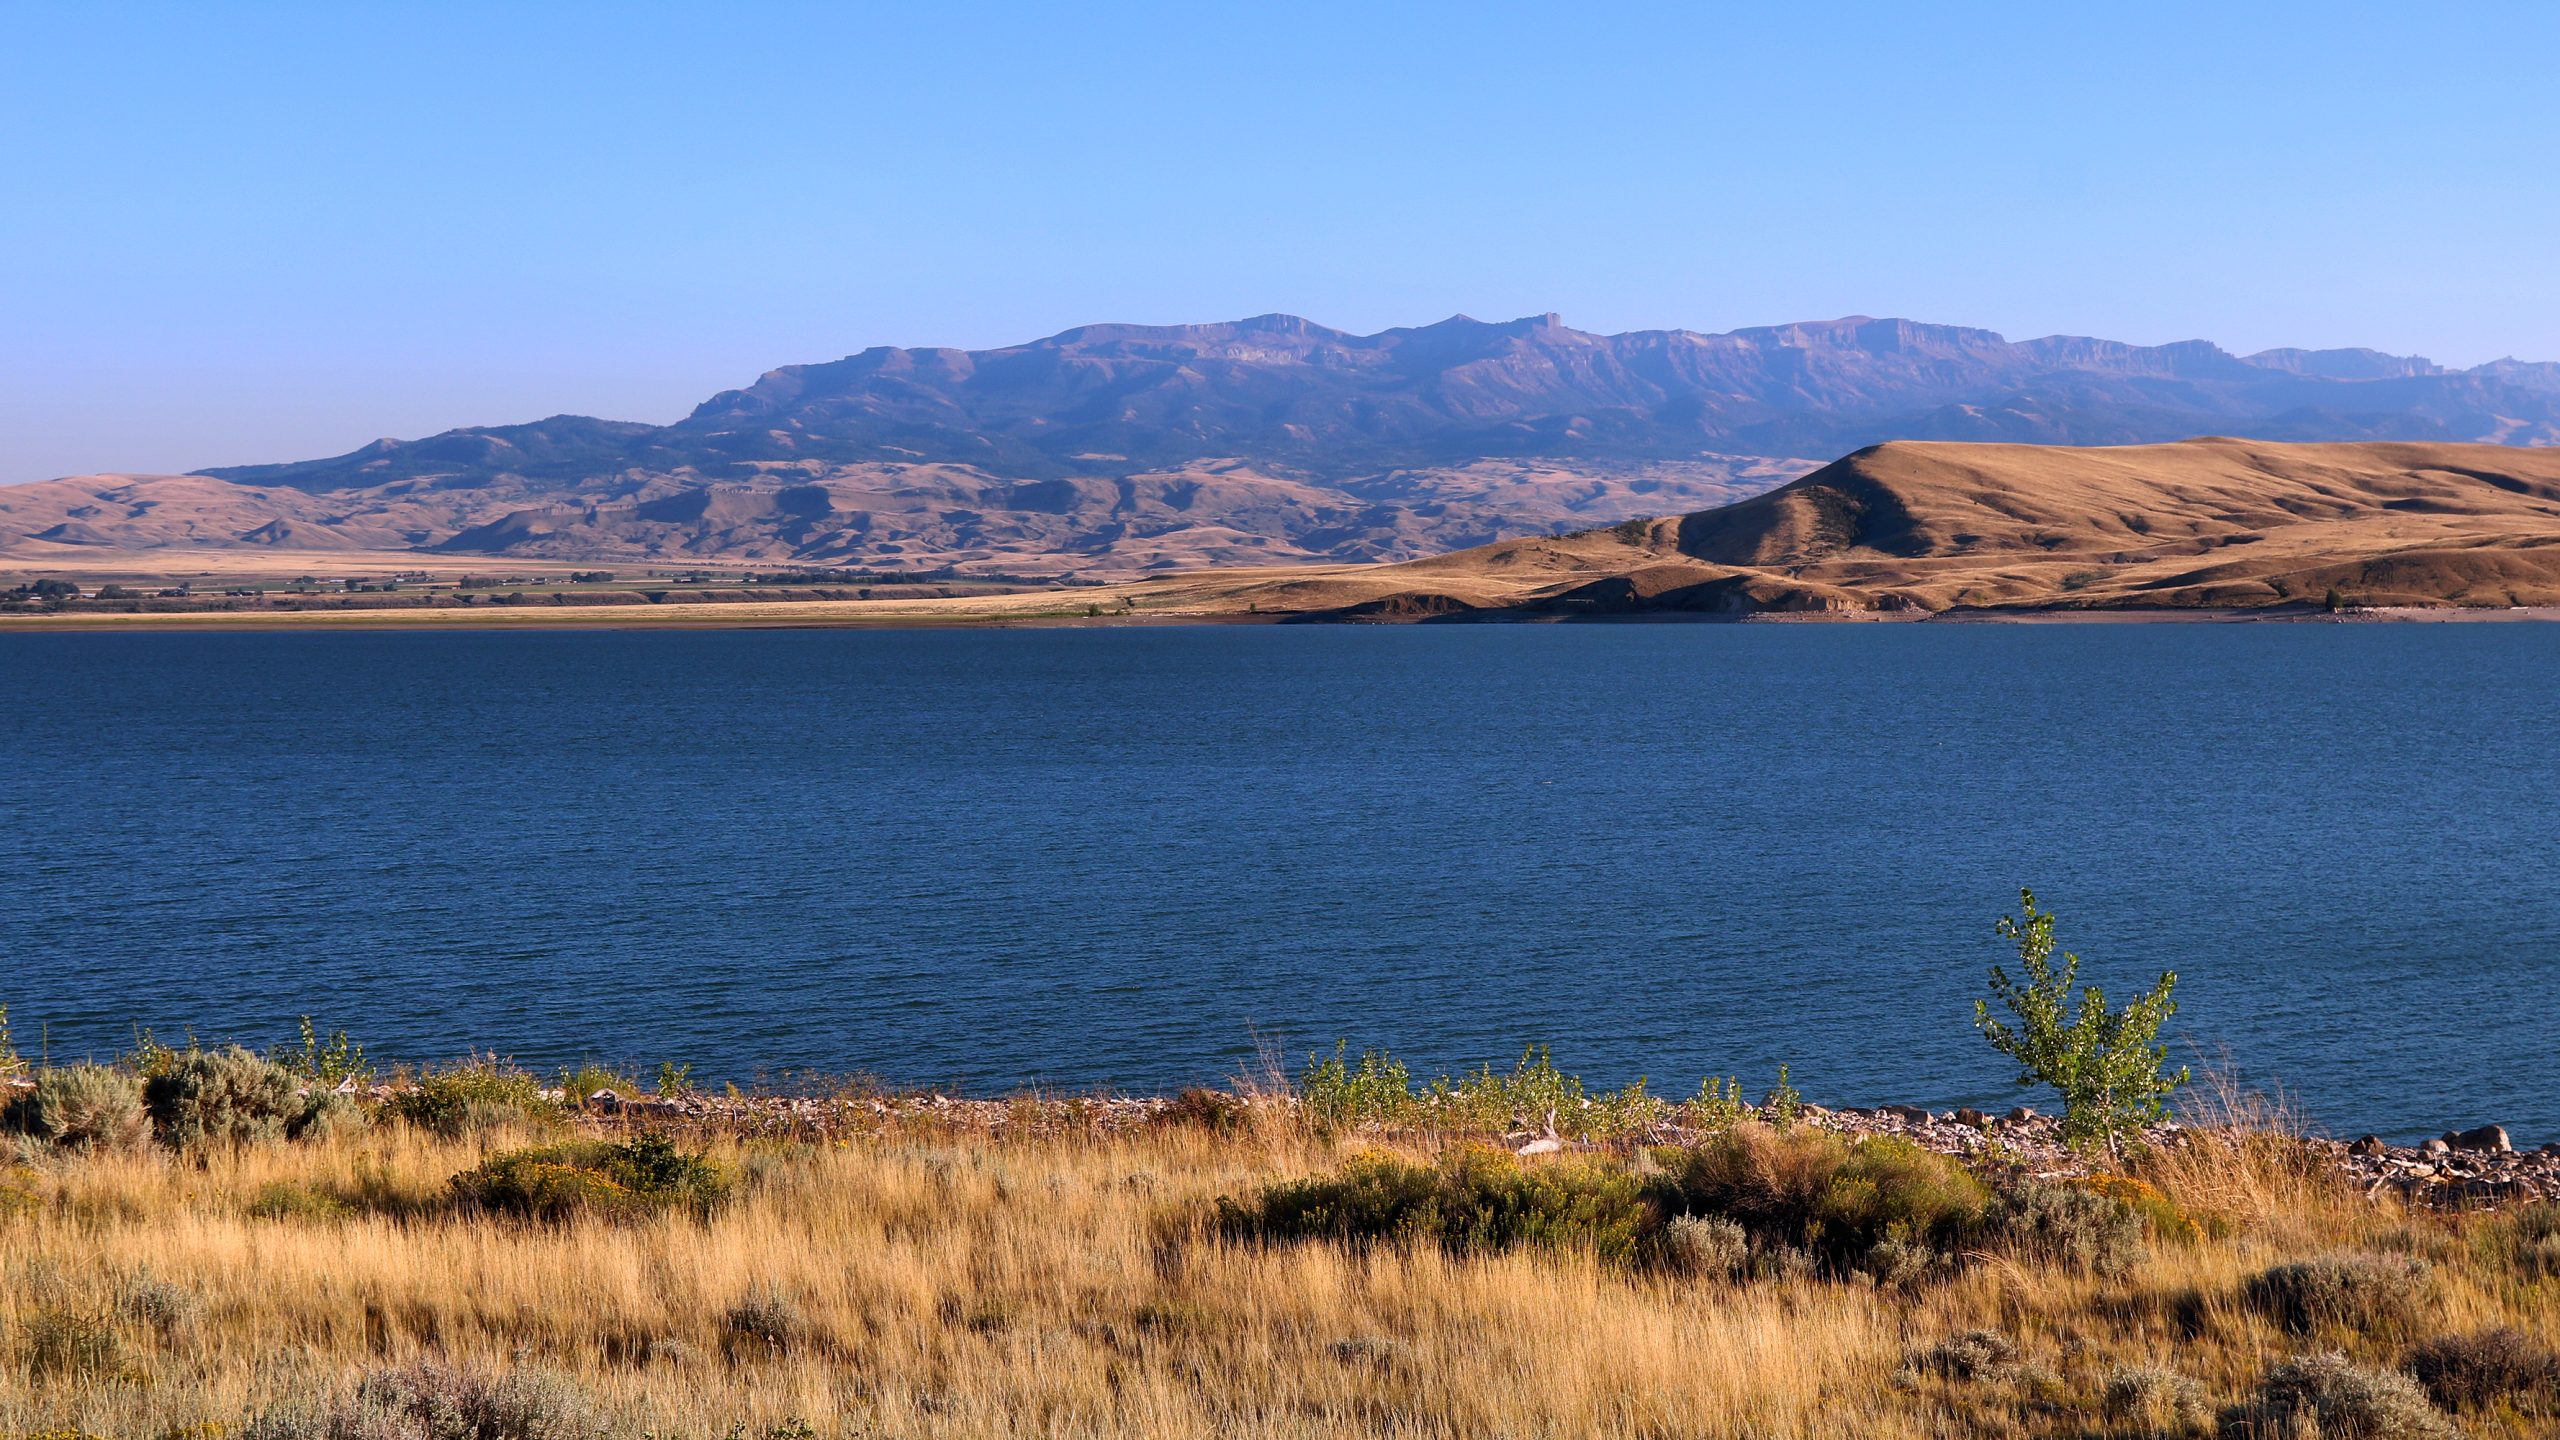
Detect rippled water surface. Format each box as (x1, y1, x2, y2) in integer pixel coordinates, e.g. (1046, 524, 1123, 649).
(3, 623, 2554, 1142)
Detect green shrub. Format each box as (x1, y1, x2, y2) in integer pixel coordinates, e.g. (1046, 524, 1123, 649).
(145, 1046, 300, 1148)
(1299, 1044, 1416, 1129)
(556, 1063, 641, 1108)
(1975, 888, 2186, 1154)
(2219, 1351, 2455, 1439)
(1661, 1213, 1749, 1279)
(1664, 1124, 1990, 1275)
(2243, 1253, 2430, 1336)
(241, 1361, 604, 1440)
(1686, 1076, 1751, 1131)
(271, 1017, 372, 1088)
(1989, 1179, 2147, 1276)
(449, 1134, 731, 1222)
(24, 1064, 150, 1153)
(1220, 1146, 1655, 1263)
(2404, 1326, 2560, 1412)
(113, 1268, 197, 1342)
(246, 1182, 357, 1223)
(288, 1090, 370, 1142)
(386, 1060, 558, 1137)
(1298, 1043, 1666, 1138)
(2104, 1363, 2212, 1436)
(1907, 1329, 2020, 1382)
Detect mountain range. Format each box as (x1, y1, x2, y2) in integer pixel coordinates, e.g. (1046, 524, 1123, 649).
(7, 313, 2559, 572)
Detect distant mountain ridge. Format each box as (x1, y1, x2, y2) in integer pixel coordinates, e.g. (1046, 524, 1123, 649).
(201, 312, 2560, 490)
(8, 313, 2559, 572)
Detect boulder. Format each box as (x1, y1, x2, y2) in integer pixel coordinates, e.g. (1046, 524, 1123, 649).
(1950, 1107, 1989, 1129)
(2004, 1106, 2039, 1123)
(1881, 1104, 1932, 1124)
(2421, 1137, 2451, 1156)
(2448, 1124, 2513, 1153)
(2349, 1135, 2387, 1157)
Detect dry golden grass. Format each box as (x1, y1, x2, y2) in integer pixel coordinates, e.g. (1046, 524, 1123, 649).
(1, 1113, 2554, 1439)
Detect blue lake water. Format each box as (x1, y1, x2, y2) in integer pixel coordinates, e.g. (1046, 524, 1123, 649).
(1, 623, 2553, 1143)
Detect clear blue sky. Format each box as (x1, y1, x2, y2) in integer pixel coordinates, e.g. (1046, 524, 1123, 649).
(6, 1, 2557, 482)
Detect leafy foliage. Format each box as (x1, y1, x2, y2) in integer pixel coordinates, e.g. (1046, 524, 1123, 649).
(1975, 889, 2187, 1153)
(273, 1017, 372, 1088)
(1298, 1043, 1667, 1138)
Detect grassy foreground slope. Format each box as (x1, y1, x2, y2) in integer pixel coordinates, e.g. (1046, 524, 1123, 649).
(3, 1062, 2558, 1439)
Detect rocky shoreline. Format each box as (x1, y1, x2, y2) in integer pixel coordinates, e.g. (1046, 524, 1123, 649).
(16, 1071, 2549, 1206)
(556, 1086, 2560, 1208)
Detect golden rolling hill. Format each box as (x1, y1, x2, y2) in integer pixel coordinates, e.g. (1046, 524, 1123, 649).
(1218, 438, 2560, 619)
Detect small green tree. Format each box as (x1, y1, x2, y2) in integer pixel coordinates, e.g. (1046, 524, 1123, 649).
(1975, 889, 2186, 1156)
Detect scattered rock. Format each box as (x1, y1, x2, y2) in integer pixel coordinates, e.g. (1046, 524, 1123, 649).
(1881, 1104, 1932, 1124)
(2421, 1138, 2451, 1156)
(2350, 1135, 2387, 1156)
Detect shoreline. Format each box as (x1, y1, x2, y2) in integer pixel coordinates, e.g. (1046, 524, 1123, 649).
(6, 599, 2560, 633)
(8, 1070, 2550, 1204)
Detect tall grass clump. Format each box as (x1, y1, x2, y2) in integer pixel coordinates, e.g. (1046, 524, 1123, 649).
(2478, 1201, 2560, 1279)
